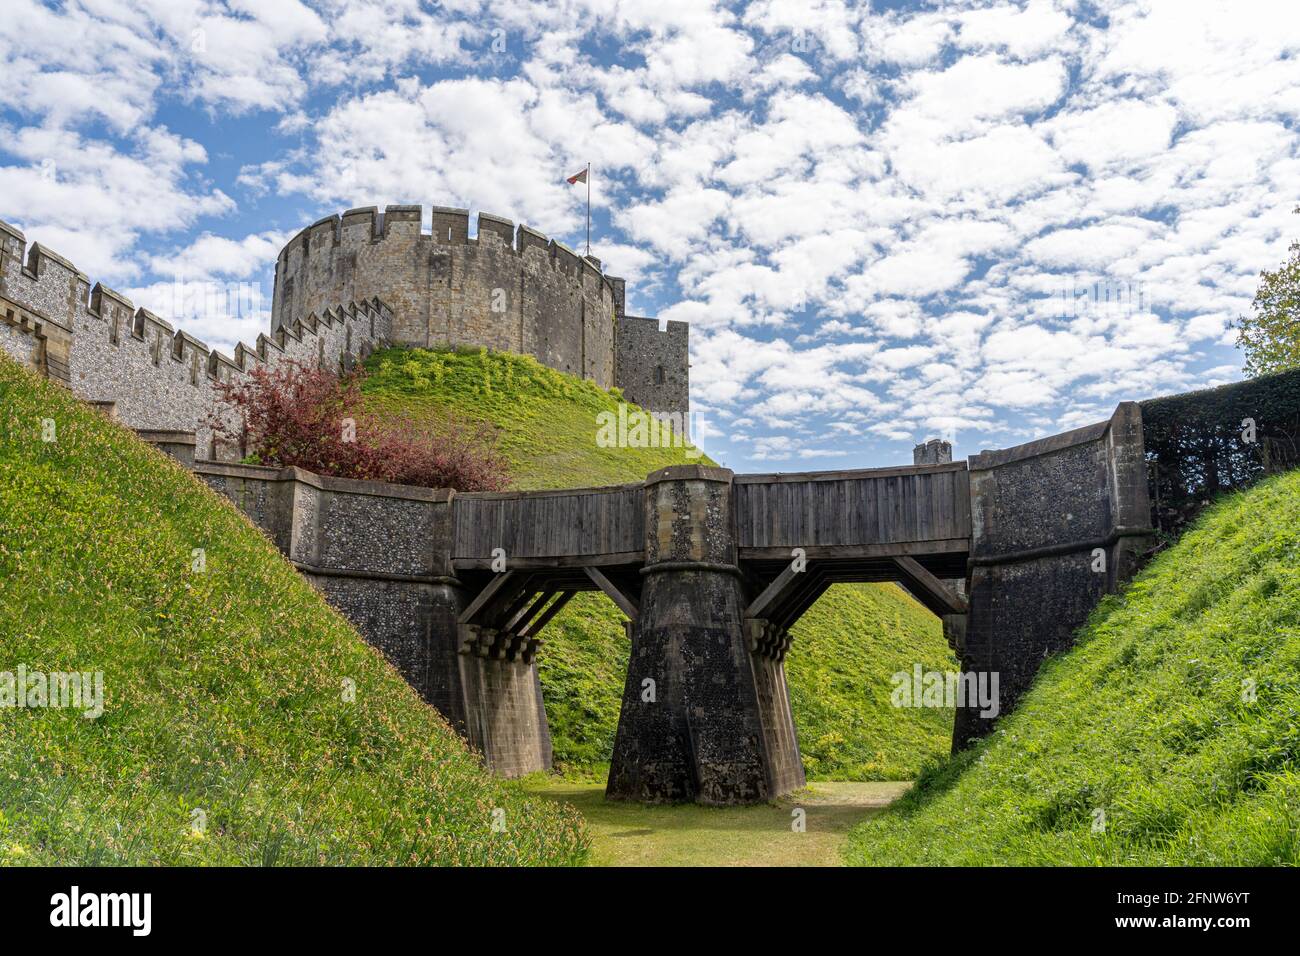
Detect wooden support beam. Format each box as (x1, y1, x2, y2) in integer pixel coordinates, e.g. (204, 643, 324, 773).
(518, 591, 575, 639)
(505, 590, 556, 634)
(738, 538, 970, 563)
(457, 570, 517, 626)
(744, 560, 808, 620)
(451, 551, 644, 571)
(584, 565, 639, 621)
(773, 570, 831, 632)
(496, 588, 538, 631)
(892, 556, 967, 616)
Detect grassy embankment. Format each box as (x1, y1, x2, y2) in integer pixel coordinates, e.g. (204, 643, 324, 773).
(0, 352, 587, 865)
(846, 470, 1300, 866)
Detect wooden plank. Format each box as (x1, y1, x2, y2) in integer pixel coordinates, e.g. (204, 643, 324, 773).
(584, 565, 640, 621)
(916, 473, 931, 543)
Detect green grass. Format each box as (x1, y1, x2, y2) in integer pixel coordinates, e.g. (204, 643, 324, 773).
(787, 583, 957, 780)
(360, 345, 958, 782)
(362, 346, 709, 489)
(845, 470, 1300, 866)
(0, 353, 587, 866)
(536, 584, 955, 781)
(524, 778, 909, 866)
(533, 593, 630, 774)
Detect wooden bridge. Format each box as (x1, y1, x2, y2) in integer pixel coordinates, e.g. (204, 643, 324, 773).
(190, 402, 1151, 805)
(450, 461, 972, 666)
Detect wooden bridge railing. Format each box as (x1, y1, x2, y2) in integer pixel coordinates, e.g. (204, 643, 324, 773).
(451, 482, 646, 567)
(449, 462, 974, 568)
(733, 461, 971, 558)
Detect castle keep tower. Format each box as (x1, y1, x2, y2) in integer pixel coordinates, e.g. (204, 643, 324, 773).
(272, 205, 689, 418)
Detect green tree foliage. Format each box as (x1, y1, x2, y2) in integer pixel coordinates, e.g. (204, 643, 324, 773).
(1237, 207, 1300, 377)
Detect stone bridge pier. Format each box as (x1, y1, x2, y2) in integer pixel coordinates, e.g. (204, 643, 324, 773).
(423, 495, 554, 779)
(606, 466, 804, 804)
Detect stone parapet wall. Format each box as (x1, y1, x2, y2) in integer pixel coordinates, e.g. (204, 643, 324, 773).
(0, 217, 391, 458)
(190, 459, 550, 777)
(192, 462, 456, 709)
(958, 401, 1152, 745)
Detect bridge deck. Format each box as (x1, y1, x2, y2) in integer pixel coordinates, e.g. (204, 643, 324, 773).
(450, 461, 972, 572)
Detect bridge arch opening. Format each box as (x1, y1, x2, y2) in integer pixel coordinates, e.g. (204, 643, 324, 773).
(776, 581, 960, 782)
(449, 560, 644, 779)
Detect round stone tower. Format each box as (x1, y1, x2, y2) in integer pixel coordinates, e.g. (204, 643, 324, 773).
(272, 204, 620, 387)
(271, 204, 689, 417)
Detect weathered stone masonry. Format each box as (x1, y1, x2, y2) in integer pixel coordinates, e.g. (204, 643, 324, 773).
(272, 205, 689, 418)
(0, 217, 392, 458)
(955, 402, 1150, 746)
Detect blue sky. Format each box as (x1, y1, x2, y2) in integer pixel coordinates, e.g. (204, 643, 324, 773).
(2, 0, 1298, 472)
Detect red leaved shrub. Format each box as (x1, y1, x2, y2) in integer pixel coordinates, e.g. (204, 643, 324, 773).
(210, 361, 509, 492)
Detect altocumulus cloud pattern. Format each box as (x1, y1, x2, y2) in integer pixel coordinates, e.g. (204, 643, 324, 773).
(1, 0, 1297, 470)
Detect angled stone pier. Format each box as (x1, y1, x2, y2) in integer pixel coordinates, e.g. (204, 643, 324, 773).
(606, 465, 804, 804)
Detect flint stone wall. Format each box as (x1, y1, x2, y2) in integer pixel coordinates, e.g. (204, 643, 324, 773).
(958, 401, 1151, 746)
(0, 216, 390, 460)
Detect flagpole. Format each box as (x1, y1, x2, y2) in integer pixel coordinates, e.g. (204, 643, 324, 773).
(586, 162, 591, 256)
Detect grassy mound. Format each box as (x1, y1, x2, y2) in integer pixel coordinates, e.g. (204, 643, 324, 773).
(361, 346, 957, 782)
(362, 346, 706, 488)
(845, 471, 1300, 866)
(0, 353, 587, 866)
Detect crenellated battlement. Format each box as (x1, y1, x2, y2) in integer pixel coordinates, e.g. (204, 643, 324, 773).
(0, 198, 688, 427)
(268, 204, 660, 395)
(276, 205, 623, 301)
(0, 216, 392, 459)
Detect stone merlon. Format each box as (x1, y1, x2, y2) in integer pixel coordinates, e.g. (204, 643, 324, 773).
(271, 204, 688, 418)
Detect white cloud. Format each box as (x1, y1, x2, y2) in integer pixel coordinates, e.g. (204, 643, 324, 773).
(148, 230, 292, 280)
(1, 0, 1297, 472)
(0, 125, 232, 279)
(865, 11, 951, 67)
(898, 54, 1067, 131)
(955, 2, 1074, 58)
(1047, 99, 1178, 171)
(1023, 220, 1157, 270)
